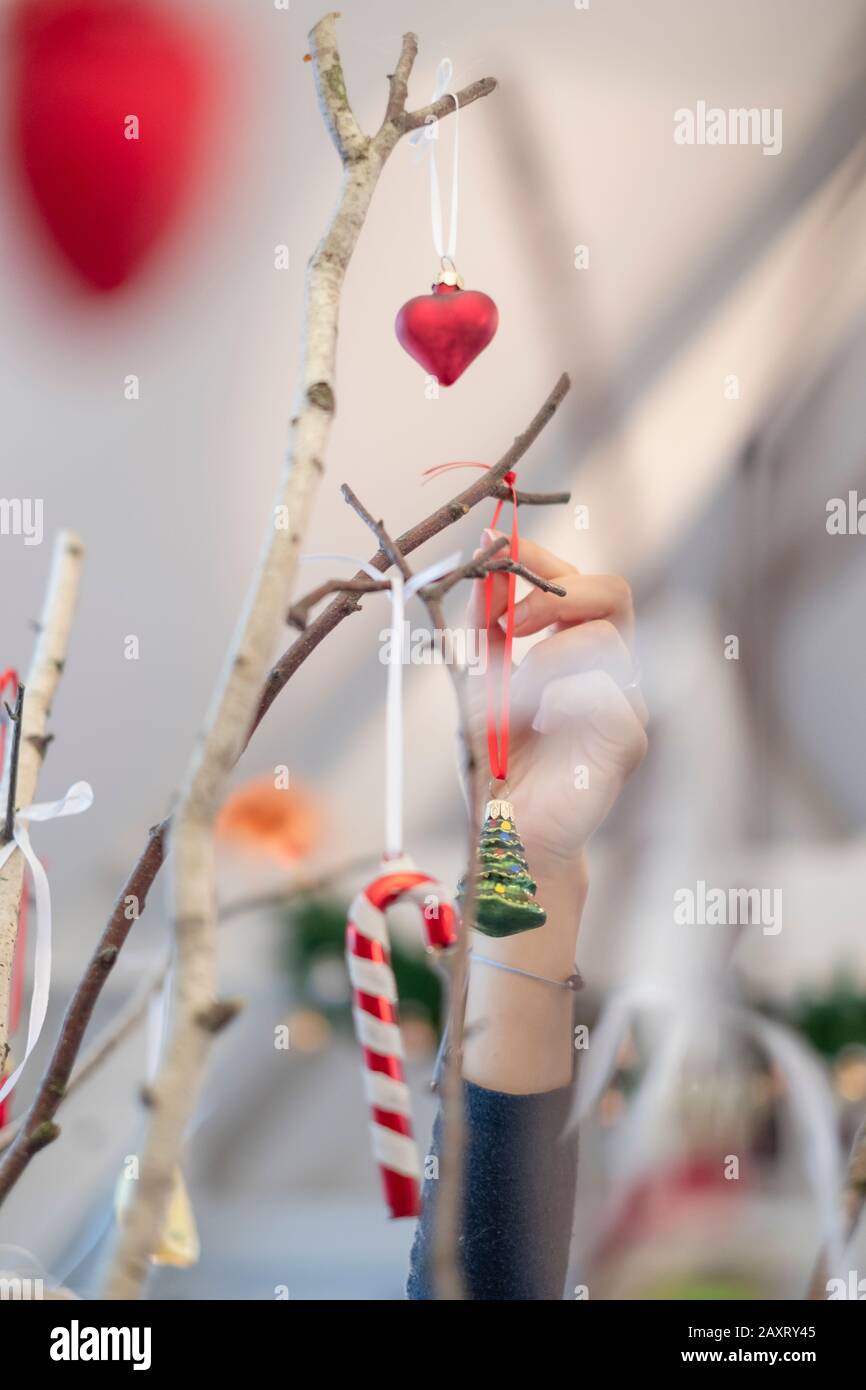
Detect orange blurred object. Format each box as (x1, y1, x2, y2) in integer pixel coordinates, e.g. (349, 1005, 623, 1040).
(217, 777, 323, 865)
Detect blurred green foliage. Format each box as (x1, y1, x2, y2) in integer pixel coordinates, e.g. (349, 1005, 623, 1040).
(278, 896, 444, 1031)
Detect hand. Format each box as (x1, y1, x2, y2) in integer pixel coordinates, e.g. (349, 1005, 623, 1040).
(461, 531, 648, 889)
(459, 533, 648, 1093)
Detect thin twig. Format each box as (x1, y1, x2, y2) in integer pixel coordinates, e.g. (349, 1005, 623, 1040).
(1, 684, 24, 846)
(341, 485, 414, 580)
(416, 591, 481, 1302)
(287, 483, 572, 625)
(338, 496, 566, 603)
(421, 552, 566, 602)
(288, 578, 391, 630)
(400, 77, 498, 132)
(417, 559, 486, 1301)
(492, 486, 571, 506)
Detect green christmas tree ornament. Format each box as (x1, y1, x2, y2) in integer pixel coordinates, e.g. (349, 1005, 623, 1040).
(460, 797, 547, 938)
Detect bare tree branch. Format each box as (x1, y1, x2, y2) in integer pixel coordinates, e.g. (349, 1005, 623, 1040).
(341, 486, 414, 580)
(0, 856, 380, 1162)
(491, 486, 570, 506)
(309, 10, 368, 161)
(0, 822, 166, 1193)
(382, 31, 419, 129)
(1, 684, 24, 847)
(0, 374, 569, 1214)
(255, 372, 571, 732)
(421, 550, 567, 602)
(401, 77, 498, 132)
(0, 531, 82, 1075)
(288, 577, 391, 631)
(287, 487, 570, 629)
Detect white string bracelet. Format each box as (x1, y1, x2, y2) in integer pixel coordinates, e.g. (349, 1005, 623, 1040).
(470, 952, 583, 993)
(430, 956, 583, 1089)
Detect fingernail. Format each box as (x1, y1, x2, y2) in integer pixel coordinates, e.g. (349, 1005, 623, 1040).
(481, 528, 497, 548)
(512, 598, 529, 628)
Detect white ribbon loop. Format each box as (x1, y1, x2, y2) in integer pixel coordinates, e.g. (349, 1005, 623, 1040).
(409, 57, 459, 264)
(0, 780, 94, 1104)
(302, 552, 460, 856)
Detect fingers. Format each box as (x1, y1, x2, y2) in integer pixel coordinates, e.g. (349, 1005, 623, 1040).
(533, 670, 649, 776)
(460, 531, 645, 728)
(482, 529, 633, 643)
(511, 619, 648, 727)
(513, 571, 635, 642)
(462, 529, 509, 651)
(496, 533, 580, 582)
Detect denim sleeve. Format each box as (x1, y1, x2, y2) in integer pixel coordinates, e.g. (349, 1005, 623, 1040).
(406, 1080, 578, 1301)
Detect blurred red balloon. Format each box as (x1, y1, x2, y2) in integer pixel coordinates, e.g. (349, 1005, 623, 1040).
(8, 0, 219, 292)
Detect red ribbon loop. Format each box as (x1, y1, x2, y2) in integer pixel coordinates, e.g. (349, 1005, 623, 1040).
(422, 464, 519, 782)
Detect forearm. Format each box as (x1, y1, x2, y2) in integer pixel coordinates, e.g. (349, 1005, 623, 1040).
(407, 853, 586, 1298)
(462, 852, 588, 1094)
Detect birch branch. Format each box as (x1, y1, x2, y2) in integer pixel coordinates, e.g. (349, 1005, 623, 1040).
(103, 12, 495, 1300)
(0, 530, 83, 1073)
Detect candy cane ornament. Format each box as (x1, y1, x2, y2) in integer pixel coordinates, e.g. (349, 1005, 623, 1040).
(302, 548, 460, 1218)
(348, 858, 456, 1219)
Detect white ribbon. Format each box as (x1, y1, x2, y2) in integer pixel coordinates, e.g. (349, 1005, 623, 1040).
(0, 780, 94, 1104)
(409, 58, 459, 263)
(303, 551, 460, 856)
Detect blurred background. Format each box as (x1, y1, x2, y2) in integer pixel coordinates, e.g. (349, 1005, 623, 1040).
(0, 0, 865, 1299)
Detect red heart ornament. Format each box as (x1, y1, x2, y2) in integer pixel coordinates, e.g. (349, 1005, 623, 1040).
(9, 0, 216, 292)
(395, 283, 499, 386)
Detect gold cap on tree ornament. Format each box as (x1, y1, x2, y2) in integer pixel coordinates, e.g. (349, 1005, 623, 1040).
(458, 790, 547, 938)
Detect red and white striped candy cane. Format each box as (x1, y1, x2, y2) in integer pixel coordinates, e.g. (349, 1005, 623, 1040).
(347, 855, 456, 1219)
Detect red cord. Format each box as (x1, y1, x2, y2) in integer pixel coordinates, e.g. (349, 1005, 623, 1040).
(422, 465, 519, 781)
(0, 681, 26, 1031)
(0, 668, 22, 1122)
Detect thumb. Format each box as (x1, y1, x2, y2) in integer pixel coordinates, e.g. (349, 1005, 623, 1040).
(532, 670, 648, 773)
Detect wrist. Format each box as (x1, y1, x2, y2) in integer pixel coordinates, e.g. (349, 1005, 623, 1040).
(470, 850, 588, 978)
(462, 857, 586, 1094)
